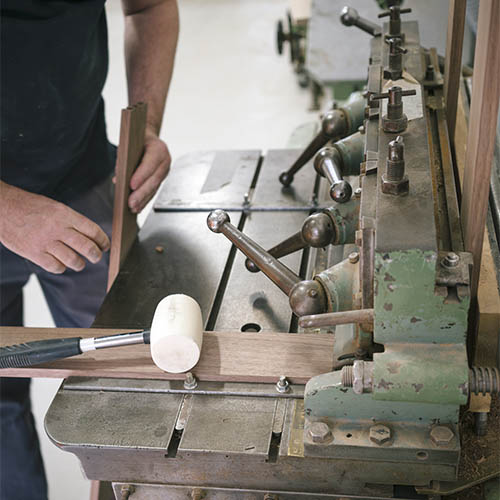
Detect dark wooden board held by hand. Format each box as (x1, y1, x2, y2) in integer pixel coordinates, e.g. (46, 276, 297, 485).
(108, 102, 148, 290)
(0, 327, 335, 384)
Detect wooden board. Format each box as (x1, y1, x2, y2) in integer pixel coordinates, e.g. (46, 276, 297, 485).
(444, 0, 466, 142)
(107, 102, 148, 290)
(455, 81, 500, 367)
(0, 327, 334, 385)
(460, 0, 500, 297)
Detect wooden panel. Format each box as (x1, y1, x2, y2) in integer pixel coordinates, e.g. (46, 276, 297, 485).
(455, 82, 500, 366)
(444, 0, 466, 143)
(461, 0, 500, 298)
(0, 327, 334, 384)
(107, 102, 148, 290)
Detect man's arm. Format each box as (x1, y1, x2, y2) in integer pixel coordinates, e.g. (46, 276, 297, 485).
(121, 0, 179, 213)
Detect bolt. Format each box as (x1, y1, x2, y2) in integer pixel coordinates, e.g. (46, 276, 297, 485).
(442, 252, 459, 268)
(430, 425, 454, 446)
(263, 495, 279, 500)
(348, 251, 360, 264)
(369, 424, 392, 445)
(276, 375, 290, 393)
(191, 488, 204, 500)
(425, 64, 435, 81)
(354, 187, 362, 198)
(382, 136, 409, 196)
(184, 372, 198, 390)
(308, 421, 333, 443)
(120, 484, 135, 500)
(358, 125, 365, 134)
(243, 192, 250, 206)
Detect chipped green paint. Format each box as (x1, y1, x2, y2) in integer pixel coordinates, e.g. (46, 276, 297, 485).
(305, 370, 459, 424)
(316, 258, 358, 313)
(372, 344, 468, 405)
(374, 250, 469, 344)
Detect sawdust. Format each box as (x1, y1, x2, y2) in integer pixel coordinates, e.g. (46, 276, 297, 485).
(448, 395, 500, 500)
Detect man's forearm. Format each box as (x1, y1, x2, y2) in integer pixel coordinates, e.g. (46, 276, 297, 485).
(122, 0, 179, 135)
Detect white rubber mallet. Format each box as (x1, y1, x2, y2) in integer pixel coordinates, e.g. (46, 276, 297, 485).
(0, 294, 204, 374)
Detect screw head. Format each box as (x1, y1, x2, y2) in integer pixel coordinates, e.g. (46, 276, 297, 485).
(369, 424, 392, 445)
(442, 252, 460, 268)
(348, 251, 360, 264)
(430, 425, 454, 446)
(308, 421, 333, 443)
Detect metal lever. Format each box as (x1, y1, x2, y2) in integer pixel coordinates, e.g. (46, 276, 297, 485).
(370, 85, 416, 133)
(340, 7, 381, 37)
(207, 210, 328, 316)
(279, 91, 365, 187)
(245, 211, 336, 272)
(279, 109, 347, 187)
(378, 6, 412, 40)
(315, 148, 352, 203)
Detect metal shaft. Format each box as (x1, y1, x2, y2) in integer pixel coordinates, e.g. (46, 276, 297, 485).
(207, 210, 300, 295)
(246, 211, 336, 273)
(279, 109, 348, 187)
(79, 330, 150, 353)
(340, 7, 382, 37)
(299, 308, 374, 329)
(246, 230, 306, 272)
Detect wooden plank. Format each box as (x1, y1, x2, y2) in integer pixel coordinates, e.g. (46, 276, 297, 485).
(107, 102, 148, 290)
(461, 0, 500, 298)
(0, 327, 334, 384)
(455, 80, 500, 367)
(444, 0, 466, 143)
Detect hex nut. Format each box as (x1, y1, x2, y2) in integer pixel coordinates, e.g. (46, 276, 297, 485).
(382, 113, 408, 133)
(381, 174, 409, 196)
(348, 252, 360, 264)
(308, 421, 333, 443)
(369, 424, 392, 445)
(430, 426, 454, 446)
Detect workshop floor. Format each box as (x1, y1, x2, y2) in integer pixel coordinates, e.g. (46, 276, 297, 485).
(27, 1, 316, 498)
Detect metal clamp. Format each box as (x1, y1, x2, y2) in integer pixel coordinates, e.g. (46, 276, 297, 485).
(371, 86, 417, 133)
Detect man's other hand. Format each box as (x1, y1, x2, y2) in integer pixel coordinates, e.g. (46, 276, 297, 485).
(0, 182, 110, 274)
(127, 127, 171, 213)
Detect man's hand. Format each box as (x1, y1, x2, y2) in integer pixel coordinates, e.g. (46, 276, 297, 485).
(127, 127, 171, 213)
(0, 182, 110, 274)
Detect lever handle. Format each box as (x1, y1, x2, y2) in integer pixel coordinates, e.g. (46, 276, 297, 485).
(314, 148, 353, 203)
(245, 212, 336, 272)
(340, 6, 382, 37)
(207, 210, 328, 316)
(0, 337, 82, 369)
(279, 109, 347, 187)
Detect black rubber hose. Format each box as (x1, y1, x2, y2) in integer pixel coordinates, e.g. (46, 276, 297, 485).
(0, 337, 82, 368)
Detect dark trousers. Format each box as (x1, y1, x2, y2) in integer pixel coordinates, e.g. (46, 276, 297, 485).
(0, 176, 113, 500)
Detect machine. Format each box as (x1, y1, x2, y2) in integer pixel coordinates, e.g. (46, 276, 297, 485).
(45, 6, 499, 499)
